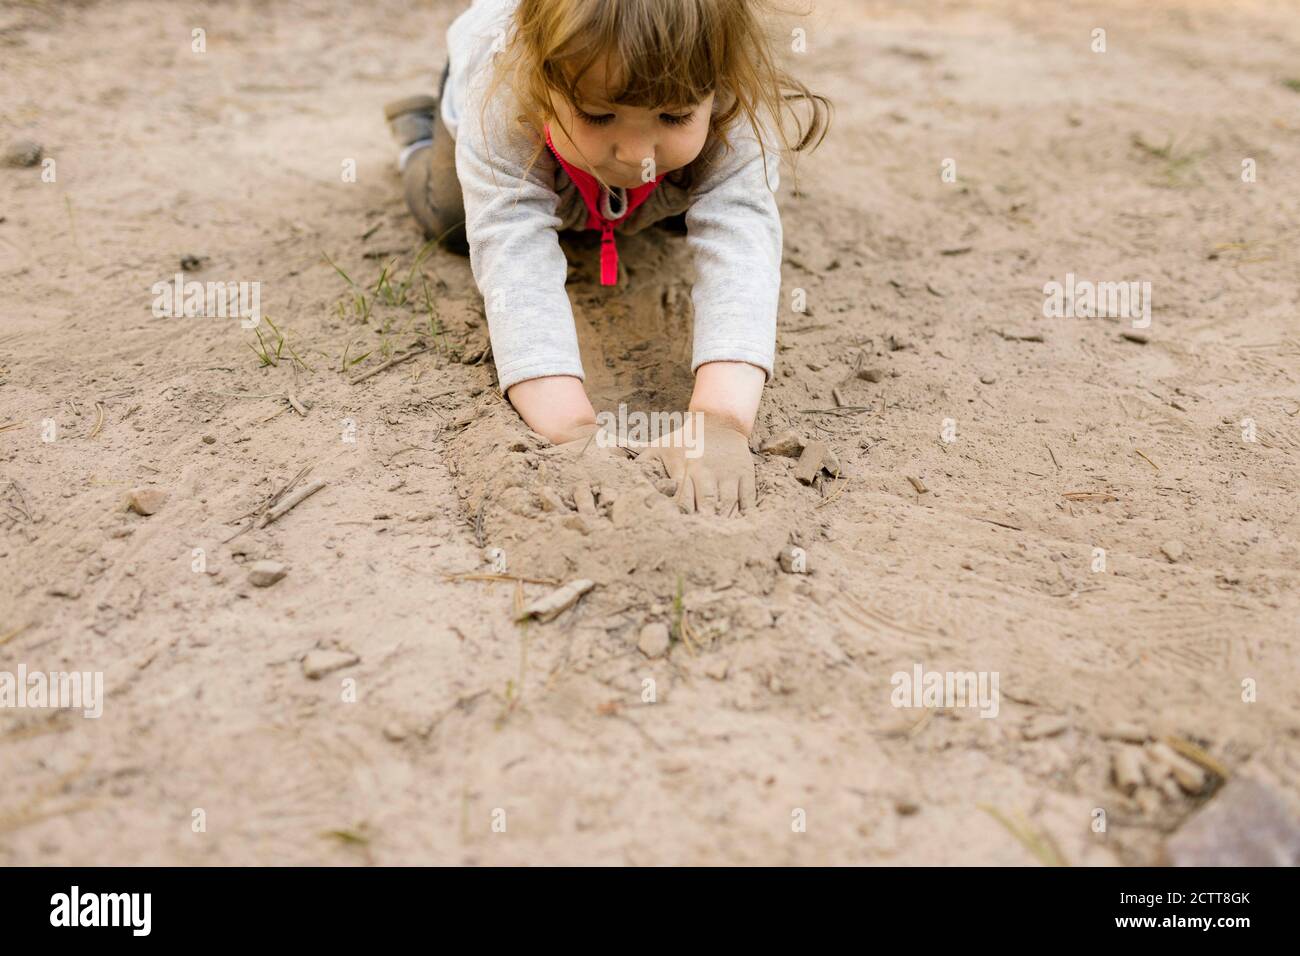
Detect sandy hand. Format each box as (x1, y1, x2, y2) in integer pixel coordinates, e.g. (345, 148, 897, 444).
(634, 413, 756, 516)
(540, 422, 636, 514)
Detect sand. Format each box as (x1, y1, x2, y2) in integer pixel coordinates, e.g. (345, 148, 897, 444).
(1, 0, 1298, 865)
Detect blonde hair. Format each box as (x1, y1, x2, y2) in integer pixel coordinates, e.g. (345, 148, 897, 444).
(488, 0, 830, 183)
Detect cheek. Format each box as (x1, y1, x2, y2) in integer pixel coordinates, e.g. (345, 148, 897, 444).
(663, 124, 710, 168)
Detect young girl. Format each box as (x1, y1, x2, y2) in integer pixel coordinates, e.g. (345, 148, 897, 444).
(385, 0, 828, 516)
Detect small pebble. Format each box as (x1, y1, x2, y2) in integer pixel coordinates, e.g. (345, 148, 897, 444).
(979, 372, 997, 385)
(637, 622, 671, 659)
(126, 487, 167, 516)
(1160, 540, 1184, 563)
(247, 560, 287, 587)
(2, 139, 42, 168)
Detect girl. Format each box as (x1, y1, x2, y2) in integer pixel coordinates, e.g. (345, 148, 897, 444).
(386, 0, 828, 516)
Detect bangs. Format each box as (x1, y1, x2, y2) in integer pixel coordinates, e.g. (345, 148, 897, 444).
(540, 0, 719, 109)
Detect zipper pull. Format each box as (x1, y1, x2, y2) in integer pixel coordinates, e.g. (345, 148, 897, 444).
(599, 223, 617, 286)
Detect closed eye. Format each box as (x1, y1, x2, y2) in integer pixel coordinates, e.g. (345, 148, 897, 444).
(660, 112, 695, 127)
(575, 107, 615, 126)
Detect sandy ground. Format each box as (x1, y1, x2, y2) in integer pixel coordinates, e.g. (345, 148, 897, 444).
(2, 0, 1298, 866)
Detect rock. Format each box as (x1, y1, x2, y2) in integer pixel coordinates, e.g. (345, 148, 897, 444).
(979, 372, 997, 385)
(2, 139, 42, 168)
(47, 582, 82, 599)
(1134, 787, 1162, 816)
(247, 560, 287, 587)
(894, 799, 920, 816)
(822, 447, 842, 477)
(536, 487, 567, 512)
(201, 434, 216, 444)
(1160, 540, 1184, 563)
(857, 367, 886, 383)
(302, 649, 359, 679)
(1145, 741, 1207, 794)
(1113, 748, 1145, 796)
(794, 441, 828, 484)
(1021, 713, 1069, 739)
(637, 622, 671, 659)
(704, 657, 730, 680)
(562, 513, 596, 535)
(1121, 331, 1149, 344)
(778, 544, 809, 574)
(179, 253, 205, 271)
(126, 487, 167, 516)
(382, 722, 408, 742)
(1166, 778, 1300, 866)
(760, 431, 803, 458)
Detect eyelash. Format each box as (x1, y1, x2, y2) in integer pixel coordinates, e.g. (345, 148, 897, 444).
(574, 108, 694, 127)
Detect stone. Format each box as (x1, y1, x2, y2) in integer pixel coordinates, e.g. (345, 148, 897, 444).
(537, 487, 567, 512)
(979, 372, 997, 385)
(1160, 540, 1184, 563)
(2, 139, 42, 168)
(794, 441, 828, 484)
(247, 560, 287, 588)
(126, 488, 167, 516)
(637, 622, 671, 659)
(857, 367, 886, 383)
(760, 431, 803, 458)
(778, 544, 809, 574)
(1166, 778, 1300, 866)
(1022, 713, 1069, 739)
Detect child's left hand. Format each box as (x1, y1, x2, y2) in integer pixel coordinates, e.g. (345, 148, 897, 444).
(635, 413, 757, 517)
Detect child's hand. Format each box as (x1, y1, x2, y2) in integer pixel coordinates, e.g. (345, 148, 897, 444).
(635, 413, 756, 516)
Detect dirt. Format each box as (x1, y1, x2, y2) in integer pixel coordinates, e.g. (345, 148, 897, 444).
(1, 0, 1298, 865)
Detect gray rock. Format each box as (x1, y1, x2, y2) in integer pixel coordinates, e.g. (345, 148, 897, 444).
(1166, 778, 1300, 866)
(3, 139, 42, 168)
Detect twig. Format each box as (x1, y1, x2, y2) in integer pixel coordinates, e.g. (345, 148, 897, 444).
(88, 403, 105, 439)
(443, 572, 563, 587)
(349, 346, 429, 385)
(1135, 449, 1159, 471)
(257, 479, 327, 527)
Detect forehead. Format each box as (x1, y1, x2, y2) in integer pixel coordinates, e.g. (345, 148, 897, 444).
(564, 54, 706, 109)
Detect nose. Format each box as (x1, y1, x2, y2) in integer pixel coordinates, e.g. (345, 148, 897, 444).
(612, 130, 656, 170)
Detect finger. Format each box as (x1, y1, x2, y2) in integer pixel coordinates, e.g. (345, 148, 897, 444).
(674, 475, 696, 513)
(718, 476, 740, 518)
(694, 470, 719, 516)
(739, 469, 757, 514)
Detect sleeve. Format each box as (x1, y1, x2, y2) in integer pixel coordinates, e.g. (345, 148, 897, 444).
(684, 120, 783, 380)
(455, 76, 584, 394)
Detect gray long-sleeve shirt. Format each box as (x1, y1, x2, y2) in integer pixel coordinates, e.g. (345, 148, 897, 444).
(440, 0, 782, 394)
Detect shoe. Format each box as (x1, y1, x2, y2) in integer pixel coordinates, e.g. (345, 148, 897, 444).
(384, 94, 439, 148)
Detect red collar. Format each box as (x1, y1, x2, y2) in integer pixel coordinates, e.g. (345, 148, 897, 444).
(544, 124, 664, 285)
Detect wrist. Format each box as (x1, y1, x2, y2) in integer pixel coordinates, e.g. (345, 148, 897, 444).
(506, 375, 596, 444)
(689, 361, 766, 437)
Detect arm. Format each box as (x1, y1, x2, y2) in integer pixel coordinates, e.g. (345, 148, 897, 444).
(455, 71, 592, 439)
(683, 119, 784, 436)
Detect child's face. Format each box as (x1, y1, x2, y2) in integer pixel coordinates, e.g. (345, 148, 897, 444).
(549, 57, 714, 190)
